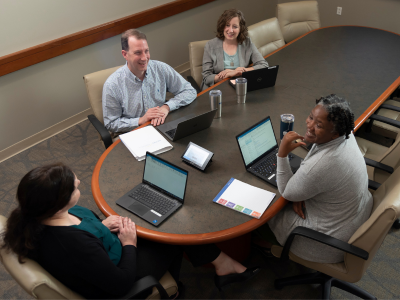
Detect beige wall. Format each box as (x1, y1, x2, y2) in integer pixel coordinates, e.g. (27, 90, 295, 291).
(0, 0, 276, 155)
(278, 0, 400, 34)
(0, 0, 173, 57)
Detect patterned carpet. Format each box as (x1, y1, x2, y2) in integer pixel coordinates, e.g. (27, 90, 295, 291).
(0, 120, 399, 299)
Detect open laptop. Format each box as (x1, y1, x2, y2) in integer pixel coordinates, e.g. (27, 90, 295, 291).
(116, 152, 188, 227)
(235, 116, 303, 187)
(229, 65, 279, 92)
(156, 109, 217, 141)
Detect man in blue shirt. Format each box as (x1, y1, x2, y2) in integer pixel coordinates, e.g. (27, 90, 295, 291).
(103, 29, 197, 133)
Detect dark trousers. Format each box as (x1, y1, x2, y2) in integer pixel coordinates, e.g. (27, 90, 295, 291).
(135, 237, 221, 283)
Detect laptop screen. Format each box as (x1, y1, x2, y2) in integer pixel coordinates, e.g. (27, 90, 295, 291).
(236, 117, 278, 167)
(143, 154, 188, 201)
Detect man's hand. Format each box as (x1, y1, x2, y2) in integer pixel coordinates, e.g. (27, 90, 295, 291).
(138, 107, 165, 125)
(278, 131, 306, 158)
(151, 105, 170, 126)
(102, 215, 121, 233)
(292, 201, 306, 219)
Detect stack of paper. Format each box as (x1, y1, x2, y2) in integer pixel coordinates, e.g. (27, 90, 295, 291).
(213, 178, 276, 219)
(119, 126, 173, 161)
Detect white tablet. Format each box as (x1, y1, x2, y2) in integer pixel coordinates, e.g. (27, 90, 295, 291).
(181, 142, 213, 171)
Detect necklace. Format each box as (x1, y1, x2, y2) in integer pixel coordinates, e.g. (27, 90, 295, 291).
(229, 56, 234, 67)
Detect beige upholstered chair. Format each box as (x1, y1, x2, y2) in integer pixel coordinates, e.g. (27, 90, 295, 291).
(271, 164, 400, 299)
(356, 128, 400, 184)
(370, 99, 400, 140)
(0, 215, 177, 299)
(83, 65, 123, 149)
(248, 17, 285, 57)
(188, 40, 209, 93)
(276, 0, 320, 43)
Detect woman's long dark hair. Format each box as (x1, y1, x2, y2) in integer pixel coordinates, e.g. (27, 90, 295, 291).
(1, 163, 75, 263)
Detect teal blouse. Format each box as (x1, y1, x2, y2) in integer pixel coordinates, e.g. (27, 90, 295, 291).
(69, 205, 122, 265)
(223, 50, 240, 69)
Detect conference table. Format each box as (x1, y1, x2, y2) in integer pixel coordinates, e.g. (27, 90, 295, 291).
(92, 26, 400, 246)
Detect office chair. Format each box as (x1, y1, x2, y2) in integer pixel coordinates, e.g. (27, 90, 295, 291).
(276, 0, 320, 43)
(271, 164, 400, 299)
(83, 66, 123, 149)
(366, 89, 400, 139)
(248, 17, 285, 57)
(188, 40, 209, 93)
(0, 215, 177, 299)
(356, 113, 400, 185)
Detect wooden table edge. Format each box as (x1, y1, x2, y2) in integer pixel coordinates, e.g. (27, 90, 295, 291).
(92, 25, 400, 244)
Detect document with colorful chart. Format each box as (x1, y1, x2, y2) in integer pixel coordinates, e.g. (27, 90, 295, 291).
(213, 178, 276, 219)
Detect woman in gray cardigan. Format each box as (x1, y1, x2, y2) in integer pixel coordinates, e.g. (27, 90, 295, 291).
(260, 95, 373, 263)
(201, 9, 268, 90)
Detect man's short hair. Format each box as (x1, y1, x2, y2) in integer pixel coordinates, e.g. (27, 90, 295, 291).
(121, 29, 147, 51)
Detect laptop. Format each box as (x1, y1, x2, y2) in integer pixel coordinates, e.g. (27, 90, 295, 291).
(156, 109, 217, 141)
(235, 116, 303, 187)
(116, 152, 188, 227)
(229, 65, 279, 92)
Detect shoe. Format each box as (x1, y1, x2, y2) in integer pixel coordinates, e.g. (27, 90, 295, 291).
(214, 266, 261, 291)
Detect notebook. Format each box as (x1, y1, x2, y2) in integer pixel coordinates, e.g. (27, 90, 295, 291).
(116, 152, 188, 227)
(235, 116, 303, 187)
(213, 178, 276, 219)
(119, 126, 172, 161)
(156, 109, 217, 141)
(229, 65, 279, 92)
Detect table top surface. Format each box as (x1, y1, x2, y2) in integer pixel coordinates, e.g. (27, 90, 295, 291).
(92, 26, 400, 244)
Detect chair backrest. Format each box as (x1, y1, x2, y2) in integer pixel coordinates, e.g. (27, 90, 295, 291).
(248, 17, 285, 57)
(83, 65, 123, 124)
(343, 167, 400, 282)
(188, 40, 209, 89)
(0, 215, 84, 299)
(276, 0, 320, 43)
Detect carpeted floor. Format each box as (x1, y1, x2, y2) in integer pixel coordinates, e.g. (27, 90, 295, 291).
(1, 119, 399, 299)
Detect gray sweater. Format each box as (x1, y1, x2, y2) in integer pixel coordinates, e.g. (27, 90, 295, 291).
(201, 37, 268, 90)
(269, 134, 373, 263)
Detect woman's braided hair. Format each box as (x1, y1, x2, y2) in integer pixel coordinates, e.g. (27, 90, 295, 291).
(316, 94, 354, 139)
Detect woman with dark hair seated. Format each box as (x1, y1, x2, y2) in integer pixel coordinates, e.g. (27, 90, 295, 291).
(1, 163, 259, 299)
(256, 94, 373, 263)
(201, 8, 268, 90)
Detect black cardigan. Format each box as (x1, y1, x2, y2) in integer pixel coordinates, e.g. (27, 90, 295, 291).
(30, 225, 136, 299)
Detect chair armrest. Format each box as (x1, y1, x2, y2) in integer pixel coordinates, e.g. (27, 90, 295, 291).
(364, 157, 394, 174)
(280, 226, 369, 262)
(368, 179, 381, 190)
(380, 104, 400, 113)
(187, 76, 201, 94)
(87, 115, 113, 149)
(120, 275, 169, 299)
(368, 114, 400, 129)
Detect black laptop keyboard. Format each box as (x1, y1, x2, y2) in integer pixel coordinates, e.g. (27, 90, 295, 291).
(129, 186, 176, 215)
(253, 149, 294, 177)
(165, 128, 176, 139)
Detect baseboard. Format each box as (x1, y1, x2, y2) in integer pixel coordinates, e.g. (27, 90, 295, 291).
(175, 61, 190, 74)
(0, 108, 93, 163)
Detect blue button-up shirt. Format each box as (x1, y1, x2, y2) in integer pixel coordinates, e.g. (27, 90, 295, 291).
(102, 60, 197, 133)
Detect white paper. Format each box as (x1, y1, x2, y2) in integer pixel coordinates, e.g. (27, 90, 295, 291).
(119, 126, 173, 161)
(213, 178, 275, 219)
